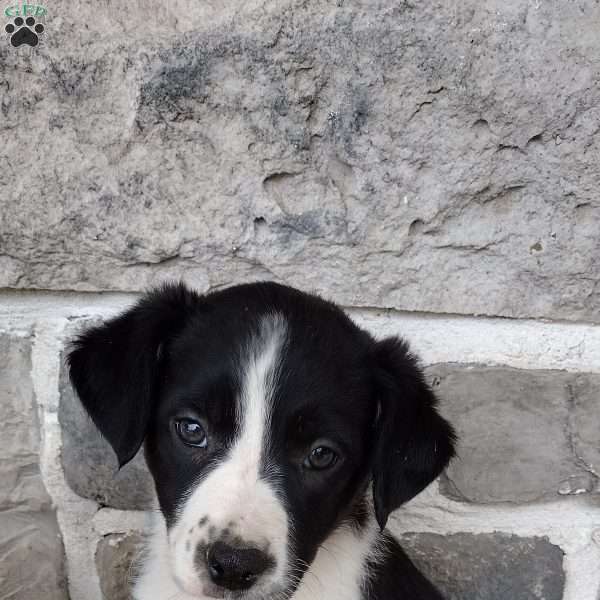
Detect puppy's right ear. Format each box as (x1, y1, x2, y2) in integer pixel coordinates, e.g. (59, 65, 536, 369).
(67, 282, 201, 468)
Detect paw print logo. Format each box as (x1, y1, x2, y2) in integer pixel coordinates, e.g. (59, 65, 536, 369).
(5, 16, 45, 47)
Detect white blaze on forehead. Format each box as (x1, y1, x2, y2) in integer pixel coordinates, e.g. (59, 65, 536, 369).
(168, 314, 289, 597)
(237, 313, 287, 478)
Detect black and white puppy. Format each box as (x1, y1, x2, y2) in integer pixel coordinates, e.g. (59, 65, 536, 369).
(68, 282, 455, 600)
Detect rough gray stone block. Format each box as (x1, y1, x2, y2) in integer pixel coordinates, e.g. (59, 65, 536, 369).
(0, 511, 69, 600)
(0, 333, 69, 600)
(0, 333, 52, 511)
(2, 1, 600, 323)
(58, 351, 155, 510)
(401, 532, 565, 600)
(570, 374, 600, 482)
(96, 532, 144, 600)
(428, 365, 600, 503)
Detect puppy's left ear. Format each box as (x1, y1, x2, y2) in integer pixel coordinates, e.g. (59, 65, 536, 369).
(67, 283, 201, 468)
(371, 337, 456, 530)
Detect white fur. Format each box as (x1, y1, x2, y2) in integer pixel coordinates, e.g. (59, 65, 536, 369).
(135, 315, 290, 599)
(134, 515, 381, 600)
(292, 519, 380, 600)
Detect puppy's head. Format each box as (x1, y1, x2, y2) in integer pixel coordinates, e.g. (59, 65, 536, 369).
(68, 282, 455, 599)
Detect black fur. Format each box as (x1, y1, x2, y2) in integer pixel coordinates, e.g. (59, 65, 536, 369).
(366, 534, 445, 599)
(371, 337, 457, 530)
(68, 281, 455, 599)
(68, 283, 202, 467)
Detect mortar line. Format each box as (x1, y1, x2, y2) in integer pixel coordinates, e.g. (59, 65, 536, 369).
(1, 298, 600, 374)
(0, 286, 599, 328)
(561, 542, 600, 600)
(392, 485, 600, 552)
(30, 318, 104, 600)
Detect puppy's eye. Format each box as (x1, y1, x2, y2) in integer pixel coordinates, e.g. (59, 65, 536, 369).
(175, 418, 207, 448)
(304, 446, 338, 470)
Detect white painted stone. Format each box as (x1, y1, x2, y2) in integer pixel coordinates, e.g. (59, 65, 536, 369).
(560, 543, 600, 600)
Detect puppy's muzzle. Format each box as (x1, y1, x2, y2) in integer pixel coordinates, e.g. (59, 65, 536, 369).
(200, 541, 273, 591)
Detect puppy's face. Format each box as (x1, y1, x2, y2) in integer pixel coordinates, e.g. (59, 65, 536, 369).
(68, 283, 455, 600)
(146, 307, 376, 599)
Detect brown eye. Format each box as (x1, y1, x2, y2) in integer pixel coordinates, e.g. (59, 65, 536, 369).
(175, 418, 207, 448)
(304, 446, 338, 470)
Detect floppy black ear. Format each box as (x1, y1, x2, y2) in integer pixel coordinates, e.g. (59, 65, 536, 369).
(67, 282, 201, 468)
(371, 337, 456, 530)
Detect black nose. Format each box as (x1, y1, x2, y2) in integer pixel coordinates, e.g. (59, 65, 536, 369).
(206, 541, 271, 590)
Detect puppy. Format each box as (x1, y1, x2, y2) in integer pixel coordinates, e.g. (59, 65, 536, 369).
(68, 281, 455, 600)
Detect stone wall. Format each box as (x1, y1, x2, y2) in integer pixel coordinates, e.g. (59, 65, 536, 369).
(1, 0, 600, 598)
(1, 296, 599, 600)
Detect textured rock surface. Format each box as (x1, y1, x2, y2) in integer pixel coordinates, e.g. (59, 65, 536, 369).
(427, 365, 600, 503)
(2, 1, 600, 322)
(0, 333, 69, 600)
(58, 353, 155, 509)
(0, 333, 50, 511)
(401, 532, 565, 600)
(96, 533, 144, 600)
(0, 511, 69, 600)
(569, 374, 600, 481)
